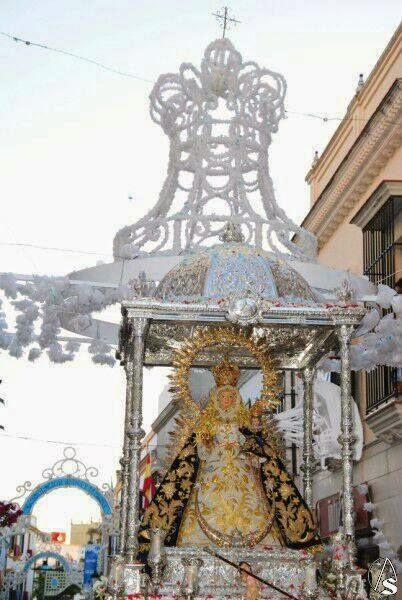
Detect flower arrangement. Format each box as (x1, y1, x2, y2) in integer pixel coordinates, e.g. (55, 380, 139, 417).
(93, 576, 108, 599)
(0, 501, 22, 528)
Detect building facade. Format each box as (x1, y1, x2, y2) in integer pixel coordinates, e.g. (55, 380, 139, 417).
(70, 521, 101, 546)
(302, 23, 402, 560)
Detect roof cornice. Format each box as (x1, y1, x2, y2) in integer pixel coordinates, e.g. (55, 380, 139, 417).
(351, 180, 402, 228)
(301, 80, 402, 248)
(306, 22, 402, 181)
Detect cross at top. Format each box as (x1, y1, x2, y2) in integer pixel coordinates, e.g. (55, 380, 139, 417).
(212, 6, 240, 38)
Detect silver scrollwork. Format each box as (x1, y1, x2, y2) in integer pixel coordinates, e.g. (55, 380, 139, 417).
(41, 447, 99, 481)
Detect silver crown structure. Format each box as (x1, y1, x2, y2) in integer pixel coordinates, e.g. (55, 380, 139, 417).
(113, 38, 317, 262)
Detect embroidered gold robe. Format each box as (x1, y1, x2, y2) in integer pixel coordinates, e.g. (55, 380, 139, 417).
(176, 421, 278, 546)
(138, 427, 321, 557)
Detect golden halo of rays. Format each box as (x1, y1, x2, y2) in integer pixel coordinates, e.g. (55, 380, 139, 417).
(168, 326, 281, 414)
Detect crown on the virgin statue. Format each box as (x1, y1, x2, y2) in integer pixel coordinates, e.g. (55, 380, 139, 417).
(212, 357, 240, 387)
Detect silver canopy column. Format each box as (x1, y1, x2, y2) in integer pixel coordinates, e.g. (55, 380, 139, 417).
(302, 366, 315, 509)
(118, 334, 133, 557)
(112, 312, 149, 598)
(337, 324, 356, 567)
(124, 316, 149, 563)
(108, 313, 149, 598)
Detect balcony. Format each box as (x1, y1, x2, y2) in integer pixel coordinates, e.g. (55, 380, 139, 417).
(365, 391, 402, 444)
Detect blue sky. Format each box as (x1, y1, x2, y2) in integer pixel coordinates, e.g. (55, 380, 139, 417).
(0, 1, 400, 533)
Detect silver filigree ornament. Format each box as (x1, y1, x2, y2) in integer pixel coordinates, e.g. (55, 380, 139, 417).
(113, 38, 317, 261)
(127, 270, 157, 298)
(41, 446, 99, 481)
(335, 278, 356, 303)
(226, 291, 264, 326)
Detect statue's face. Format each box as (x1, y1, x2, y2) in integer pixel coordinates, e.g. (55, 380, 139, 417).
(218, 388, 235, 411)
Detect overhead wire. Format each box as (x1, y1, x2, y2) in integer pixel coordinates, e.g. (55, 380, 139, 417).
(0, 431, 119, 448)
(0, 31, 154, 84)
(0, 432, 171, 449)
(0, 241, 112, 258)
(0, 29, 394, 126)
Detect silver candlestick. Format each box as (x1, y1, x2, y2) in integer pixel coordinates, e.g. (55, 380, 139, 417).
(303, 555, 319, 599)
(106, 554, 125, 599)
(147, 528, 167, 588)
(180, 557, 204, 600)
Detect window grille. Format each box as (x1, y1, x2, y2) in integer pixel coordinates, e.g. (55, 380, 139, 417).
(363, 196, 402, 413)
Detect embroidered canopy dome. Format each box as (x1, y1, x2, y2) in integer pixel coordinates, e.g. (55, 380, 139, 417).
(154, 242, 316, 304)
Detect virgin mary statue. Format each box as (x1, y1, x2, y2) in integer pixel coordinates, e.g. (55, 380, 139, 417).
(138, 358, 320, 555)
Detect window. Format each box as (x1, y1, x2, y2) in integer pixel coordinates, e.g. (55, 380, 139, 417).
(317, 486, 371, 539)
(317, 493, 341, 538)
(363, 196, 402, 413)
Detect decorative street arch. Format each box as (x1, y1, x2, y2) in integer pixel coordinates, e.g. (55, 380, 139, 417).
(22, 476, 112, 516)
(11, 447, 114, 518)
(23, 551, 71, 574)
(0, 447, 119, 599)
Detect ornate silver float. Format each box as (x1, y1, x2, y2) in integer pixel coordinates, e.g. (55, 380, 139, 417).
(109, 37, 369, 600)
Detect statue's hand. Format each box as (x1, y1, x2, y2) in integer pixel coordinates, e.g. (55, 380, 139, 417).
(239, 428, 266, 458)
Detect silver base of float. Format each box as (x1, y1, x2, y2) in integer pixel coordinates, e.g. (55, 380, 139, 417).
(132, 547, 320, 599)
(108, 549, 368, 599)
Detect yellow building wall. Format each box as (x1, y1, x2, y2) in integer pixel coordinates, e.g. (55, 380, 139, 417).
(317, 144, 402, 273)
(70, 522, 101, 546)
(306, 23, 402, 556)
(317, 223, 363, 273)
